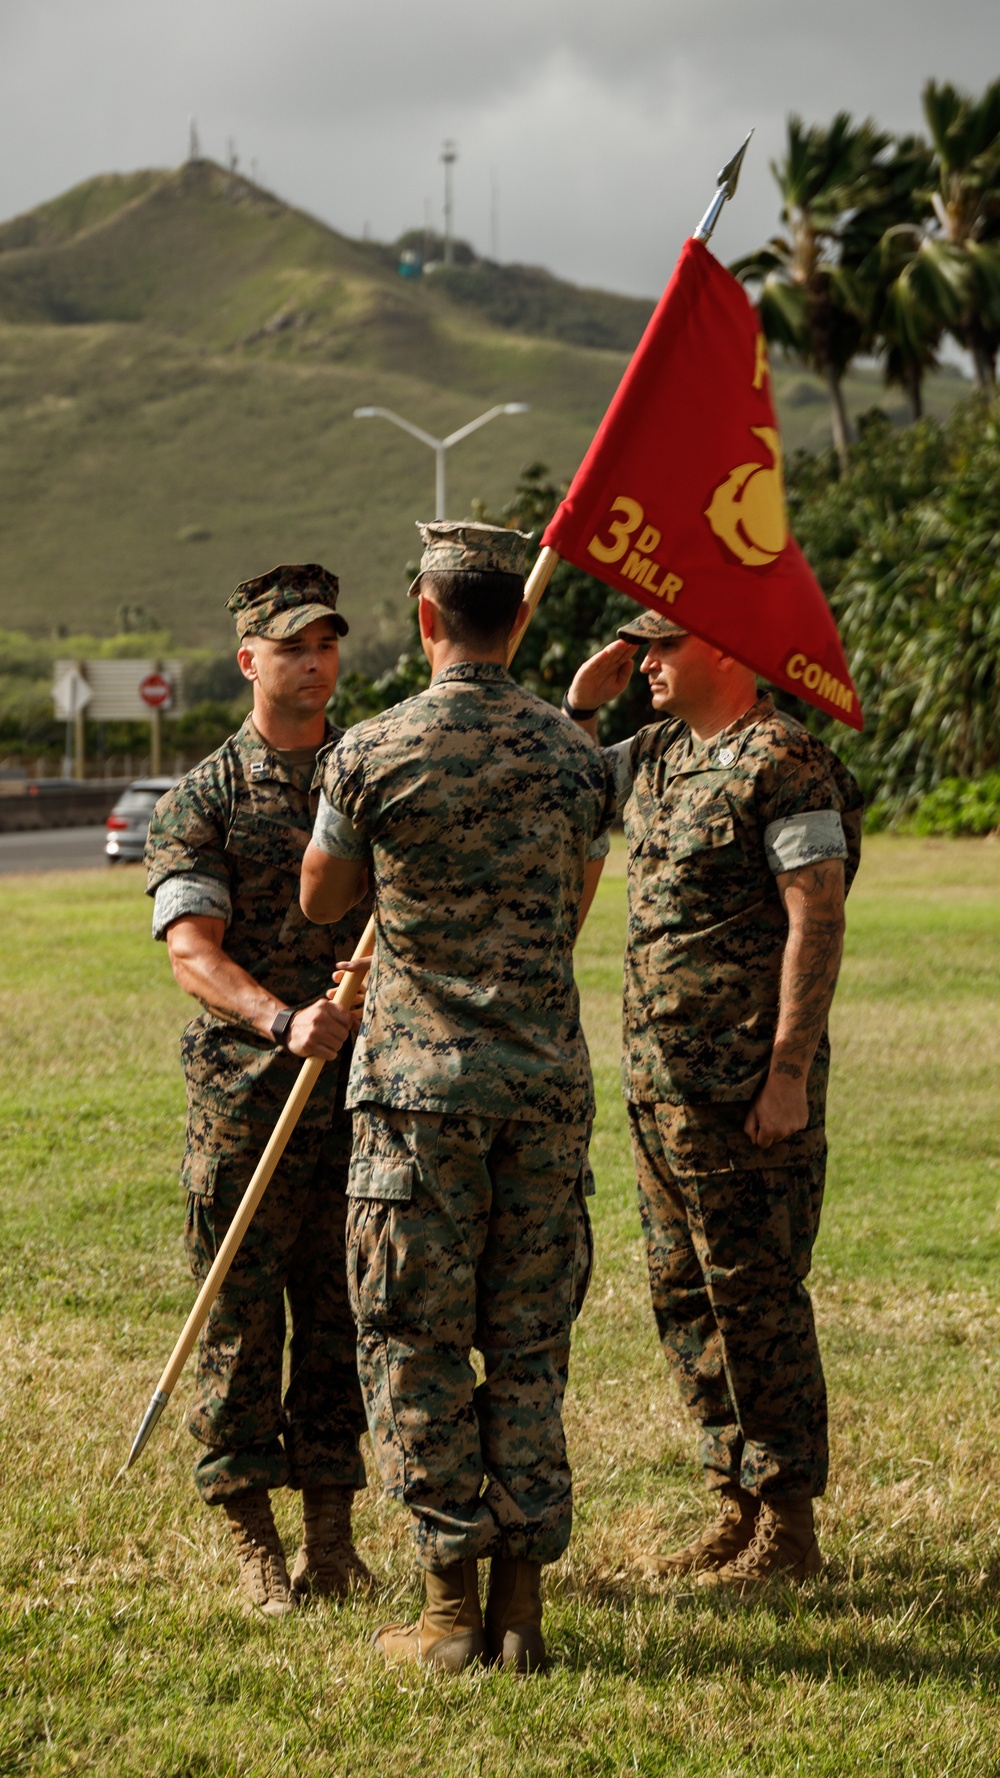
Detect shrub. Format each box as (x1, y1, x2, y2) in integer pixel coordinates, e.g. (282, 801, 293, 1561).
(909, 773, 1000, 836)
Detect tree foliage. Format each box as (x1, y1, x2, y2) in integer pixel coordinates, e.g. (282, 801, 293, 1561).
(788, 398, 1000, 811)
(736, 81, 1000, 463)
(732, 112, 893, 469)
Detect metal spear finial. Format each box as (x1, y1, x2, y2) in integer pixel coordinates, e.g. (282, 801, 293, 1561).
(693, 130, 754, 244)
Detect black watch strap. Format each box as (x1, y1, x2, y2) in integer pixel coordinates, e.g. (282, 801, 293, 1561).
(270, 1007, 297, 1047)
(561, 691, 600, 721)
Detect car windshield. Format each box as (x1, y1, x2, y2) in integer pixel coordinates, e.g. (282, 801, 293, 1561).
(112, 790, 161, 818)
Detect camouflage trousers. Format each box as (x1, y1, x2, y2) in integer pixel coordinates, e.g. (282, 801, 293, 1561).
(628, 1099, 828, 1499)
(182, 1109, 367, 1504)
(347, 1106, 593, 1571)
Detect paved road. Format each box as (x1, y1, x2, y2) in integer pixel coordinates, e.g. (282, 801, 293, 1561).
(0, 825, 134, 874)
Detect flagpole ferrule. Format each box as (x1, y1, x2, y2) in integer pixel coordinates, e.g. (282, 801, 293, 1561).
(693, 189, 728, 243)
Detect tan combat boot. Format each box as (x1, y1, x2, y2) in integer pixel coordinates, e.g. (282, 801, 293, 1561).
(484, 1557, 546, 1673)
(372, 1559, 486, 1671)
(698, 1495, 822, 1594)
(223, 1488, 296, 1618)
(643, 1485, 758, 1578)
(289, 1486, 374, 1603)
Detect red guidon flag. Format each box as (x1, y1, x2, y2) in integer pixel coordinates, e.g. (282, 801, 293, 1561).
(541, 237, 862, 729)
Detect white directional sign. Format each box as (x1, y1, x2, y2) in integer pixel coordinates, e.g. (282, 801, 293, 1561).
(52, 667, 94, 720)
(53, 660, 185, 719)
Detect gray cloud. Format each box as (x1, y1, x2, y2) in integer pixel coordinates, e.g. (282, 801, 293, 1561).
(0, 0, 997, 295)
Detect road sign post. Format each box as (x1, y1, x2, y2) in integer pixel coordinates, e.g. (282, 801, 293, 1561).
(52, 665, 93, 779)
(138, 668, 174, 774)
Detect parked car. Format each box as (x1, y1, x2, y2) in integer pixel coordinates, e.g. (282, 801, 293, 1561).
(105, 777, 176, 864)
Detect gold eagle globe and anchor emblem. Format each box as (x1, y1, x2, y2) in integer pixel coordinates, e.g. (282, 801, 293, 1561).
(703, 333, 789, 569)
(704, 424, 789, 568)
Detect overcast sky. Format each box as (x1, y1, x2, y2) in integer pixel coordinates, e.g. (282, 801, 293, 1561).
(1, 0, 997, 297)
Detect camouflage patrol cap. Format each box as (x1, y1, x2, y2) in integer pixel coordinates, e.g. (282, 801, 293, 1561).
(227, 564, 348, 640)
(616, 608, 686, 644)
(407, 520, 532, 596)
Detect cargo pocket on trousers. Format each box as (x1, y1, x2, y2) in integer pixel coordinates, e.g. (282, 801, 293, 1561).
(181, 1151, 219, 1274)
(346, 1156, 426, 1330)
(571, 1163, 596, 1321)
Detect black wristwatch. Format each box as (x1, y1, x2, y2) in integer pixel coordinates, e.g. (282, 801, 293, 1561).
(270, 1007, 297, 1047)
(561, 691, 600, 720)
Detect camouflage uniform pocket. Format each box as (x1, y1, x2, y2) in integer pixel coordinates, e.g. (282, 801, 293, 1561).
(181, 1151, 220, 1278)
(664, 806, 735, 863)
(180, 1152, 219, 1197)
(345, 1156, 426, 1330)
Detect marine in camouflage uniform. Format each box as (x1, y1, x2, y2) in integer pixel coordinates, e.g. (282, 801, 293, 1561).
(566, 606, 861, 1590)
(302, 521, 616, 1669)
(145, 564, 371, 1615)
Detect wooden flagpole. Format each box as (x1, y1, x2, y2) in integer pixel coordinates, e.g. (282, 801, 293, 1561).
(509, 545, 560, 660)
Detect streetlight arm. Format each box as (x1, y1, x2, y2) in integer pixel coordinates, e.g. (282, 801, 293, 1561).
(442, 403, 529, 450)
(354, 401, 529, 521)
(441, 405, 511, 449)
(353, 407, 442, 451)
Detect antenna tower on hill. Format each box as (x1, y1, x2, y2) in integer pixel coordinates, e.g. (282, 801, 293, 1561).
(441, 139, 457, 264)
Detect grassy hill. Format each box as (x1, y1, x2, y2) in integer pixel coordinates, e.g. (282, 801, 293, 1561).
(0, 160, 969, 658)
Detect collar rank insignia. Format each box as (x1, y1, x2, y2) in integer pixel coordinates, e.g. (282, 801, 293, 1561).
(250, 761, 267, 780)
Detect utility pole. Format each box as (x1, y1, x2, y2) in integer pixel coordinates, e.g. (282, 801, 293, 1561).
(354, 403, 530, 521)
(441, 140, 457, 265)
(490, 169, 500, 261)
(188, 118, 200, 162)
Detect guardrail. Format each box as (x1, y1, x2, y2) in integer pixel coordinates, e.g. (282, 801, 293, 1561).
(0, 781, 131, 834)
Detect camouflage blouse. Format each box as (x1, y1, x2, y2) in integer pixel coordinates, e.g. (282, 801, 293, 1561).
(145, 716, 370, 1127)
(610, 694, 862, 1105)
(315, 661, 617, 1125)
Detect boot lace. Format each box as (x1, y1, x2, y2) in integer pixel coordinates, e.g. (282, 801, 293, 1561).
(725, 1502, 779, 1575)
(231, 1495, 281, 1558)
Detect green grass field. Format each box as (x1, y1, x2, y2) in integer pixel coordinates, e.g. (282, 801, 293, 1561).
(1, 837, 999, 1775)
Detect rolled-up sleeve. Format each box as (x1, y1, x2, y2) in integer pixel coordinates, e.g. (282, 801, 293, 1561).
(763, 809, 848, 875)
(152, 872, 233, 940)
(311, 789, 369, 862)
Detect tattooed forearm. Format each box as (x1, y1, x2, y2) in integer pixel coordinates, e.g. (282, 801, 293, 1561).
(771, 858, 846, 1073)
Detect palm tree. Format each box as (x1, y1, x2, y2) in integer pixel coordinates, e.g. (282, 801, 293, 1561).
(917, 78, 1000, 388)
(852, 136, 943, 421)
(732, 112, 891, 472)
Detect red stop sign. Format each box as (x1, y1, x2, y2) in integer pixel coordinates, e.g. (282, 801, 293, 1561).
(139, 671, 173, 711)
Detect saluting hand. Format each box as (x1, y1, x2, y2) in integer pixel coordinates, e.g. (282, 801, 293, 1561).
(567, 640, 637, 713)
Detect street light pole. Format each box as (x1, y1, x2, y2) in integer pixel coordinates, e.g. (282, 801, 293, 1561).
(353, 402, 530, 521)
